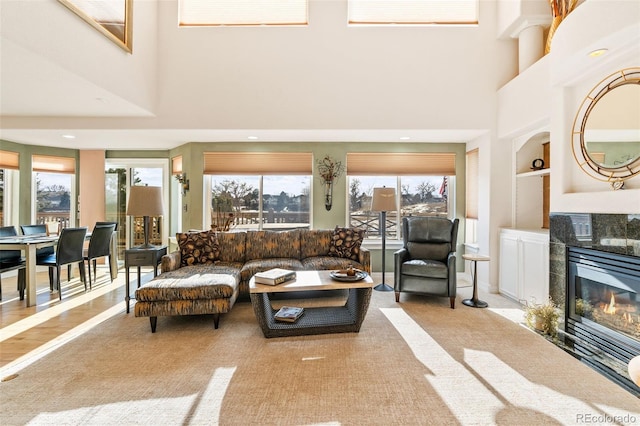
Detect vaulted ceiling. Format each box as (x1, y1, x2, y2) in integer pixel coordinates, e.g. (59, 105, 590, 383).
(0, 1, 517, 150)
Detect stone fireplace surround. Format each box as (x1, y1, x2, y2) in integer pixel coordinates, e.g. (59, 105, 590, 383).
(550, 213, 640, 304)
(550, 213, 640, 396)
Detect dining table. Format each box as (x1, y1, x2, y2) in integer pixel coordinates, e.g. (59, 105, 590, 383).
(0, 234, 58, 307)
(0, 231, 118, 307)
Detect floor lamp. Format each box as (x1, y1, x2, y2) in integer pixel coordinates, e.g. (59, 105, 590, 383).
(126, 185, 164, 249)
(371, 187, 396, 292)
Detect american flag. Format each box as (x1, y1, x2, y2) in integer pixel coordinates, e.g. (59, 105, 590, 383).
(439, 176, 448, 196)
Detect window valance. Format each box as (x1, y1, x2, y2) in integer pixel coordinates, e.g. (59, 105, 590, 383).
(203, 152, 312, 175)
(32, 155, 76, 174)
(0, 150, 19, 170)
(346, 152, 455, 176)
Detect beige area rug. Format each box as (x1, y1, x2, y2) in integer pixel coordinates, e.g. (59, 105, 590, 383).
(1, 291, 639, 426)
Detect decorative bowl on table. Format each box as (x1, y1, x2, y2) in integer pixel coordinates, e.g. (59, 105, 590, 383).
(329, 269, 368, 282)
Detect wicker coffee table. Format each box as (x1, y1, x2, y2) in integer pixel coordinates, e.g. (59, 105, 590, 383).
(249, 270, 374, 338)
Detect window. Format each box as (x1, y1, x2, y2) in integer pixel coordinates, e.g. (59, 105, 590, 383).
(105, 159, 169, 254)
(34, 172, 73, 230)
(347, 152, 456, 241)
(348, 0, 478, 25)
(349, 175, 453, 240)
(203, 152, 312, 231)
(32, 155, 76, 230)
(206, 175, 311, 231)
(179, 0, 308, 26)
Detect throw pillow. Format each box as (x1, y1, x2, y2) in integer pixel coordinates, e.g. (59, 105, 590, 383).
(177, 230, 220, 266)
(328, 226, 365, 261)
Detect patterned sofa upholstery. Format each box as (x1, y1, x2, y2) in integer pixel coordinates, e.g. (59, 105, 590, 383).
(134, 227, 370, 332)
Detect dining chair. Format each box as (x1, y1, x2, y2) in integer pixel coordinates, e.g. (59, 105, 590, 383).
(0, 226, 27, 300)
(21, 223, 64, 288)
(20, 224, 55, 258)
(83, 223, 116, 288)
(36, 227, 88, 301)
(95, 221, 118, 231)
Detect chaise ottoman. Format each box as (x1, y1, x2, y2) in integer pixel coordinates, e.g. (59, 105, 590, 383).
(134, 264, 240, 332)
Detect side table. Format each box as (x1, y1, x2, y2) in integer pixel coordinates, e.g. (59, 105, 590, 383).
(124, 245, 167, 313)
(462, 253, 490, 308)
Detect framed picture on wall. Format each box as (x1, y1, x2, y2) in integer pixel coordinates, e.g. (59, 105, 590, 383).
(57, 0, 133, 53)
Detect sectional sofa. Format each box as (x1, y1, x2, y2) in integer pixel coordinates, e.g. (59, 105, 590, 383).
(134, 227, 370, 332)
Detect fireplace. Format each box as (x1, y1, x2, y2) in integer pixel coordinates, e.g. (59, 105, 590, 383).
(566, 247, 640, 394)
(550, 213, 640, 397)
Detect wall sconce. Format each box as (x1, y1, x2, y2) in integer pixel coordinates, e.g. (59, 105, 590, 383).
(316, 155, 345, 211)
(175, 173, 189, 196)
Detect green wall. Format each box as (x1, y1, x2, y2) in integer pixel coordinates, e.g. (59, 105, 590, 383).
(167, 141, 466, 237)
(4, 139, 466, 272)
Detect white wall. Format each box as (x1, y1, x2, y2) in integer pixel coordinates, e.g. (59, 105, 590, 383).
(0, 0, 159, 116)
(493, 0, 640, 298)
(550, 0, 640, 213)
(496, 0, 640, 216)
(149, 0, 517, 133)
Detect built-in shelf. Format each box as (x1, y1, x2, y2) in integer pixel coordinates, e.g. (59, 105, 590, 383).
(513, 131, 550, 229)
(516, 168, 551, 178)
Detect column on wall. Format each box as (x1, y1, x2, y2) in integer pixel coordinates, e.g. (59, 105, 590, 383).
(518, 25, 544, 73)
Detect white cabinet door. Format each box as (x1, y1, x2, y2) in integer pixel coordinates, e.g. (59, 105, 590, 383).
(521, 236, 549, 305)
(499, 229, 549, 304)
(499, 233, 519, 300)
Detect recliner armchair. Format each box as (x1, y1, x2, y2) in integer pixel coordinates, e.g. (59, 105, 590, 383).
(394, 216, 459, 308)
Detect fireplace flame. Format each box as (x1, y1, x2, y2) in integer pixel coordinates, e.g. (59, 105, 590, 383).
(603, 293, 616, 315)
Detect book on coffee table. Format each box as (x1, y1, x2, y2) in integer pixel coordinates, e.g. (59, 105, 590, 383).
(254, 268, 297, 285)
(274, 306, 304, 322)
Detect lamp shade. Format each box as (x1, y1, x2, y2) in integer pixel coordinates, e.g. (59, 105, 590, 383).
(371, 187, 396, 212)
(126, 186, 164, 217)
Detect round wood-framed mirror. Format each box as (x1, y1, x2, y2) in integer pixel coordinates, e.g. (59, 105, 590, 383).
(571, 68, 640, 190)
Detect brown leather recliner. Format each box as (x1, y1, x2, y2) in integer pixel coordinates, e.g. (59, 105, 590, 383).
(394, 216, 459, 308)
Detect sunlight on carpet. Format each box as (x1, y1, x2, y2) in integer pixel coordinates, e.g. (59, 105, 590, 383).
(21, 366, 236, 425)
(381, 307, 640, 426)
(2, 287, 640, 425)
(381, 307, 503, 425)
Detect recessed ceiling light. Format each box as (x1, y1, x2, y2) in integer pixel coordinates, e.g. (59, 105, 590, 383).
(62, 134, 76, 139)
(247, 136, 258, 140)
(588, 48, 608, 58)
(399, 136, 411, 141)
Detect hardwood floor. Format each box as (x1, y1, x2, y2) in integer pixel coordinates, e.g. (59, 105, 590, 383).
(0, 265, 157, 369)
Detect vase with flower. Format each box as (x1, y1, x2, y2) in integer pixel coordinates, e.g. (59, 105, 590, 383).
(316, 155, 345, 211)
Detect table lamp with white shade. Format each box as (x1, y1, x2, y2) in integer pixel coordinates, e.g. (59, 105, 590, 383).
(371, 187, 396, 292)
(126, 185, 164, 249)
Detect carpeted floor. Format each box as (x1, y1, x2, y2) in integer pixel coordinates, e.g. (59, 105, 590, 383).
(1, 288, 639, 425)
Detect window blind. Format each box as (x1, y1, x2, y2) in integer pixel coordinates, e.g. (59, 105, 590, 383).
(172, 156, 183, 175)
(346, 152, 455, 176)
(179, 0, 308, 26)
(203, 152, 312, 175)
(32, 155, 76, 174)
(0, 150, 19, 170)
(348, 0, 478, 25)
(466, 148, 478, 219)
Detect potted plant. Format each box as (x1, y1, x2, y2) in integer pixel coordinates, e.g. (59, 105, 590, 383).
(524, 297, 560, 338)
